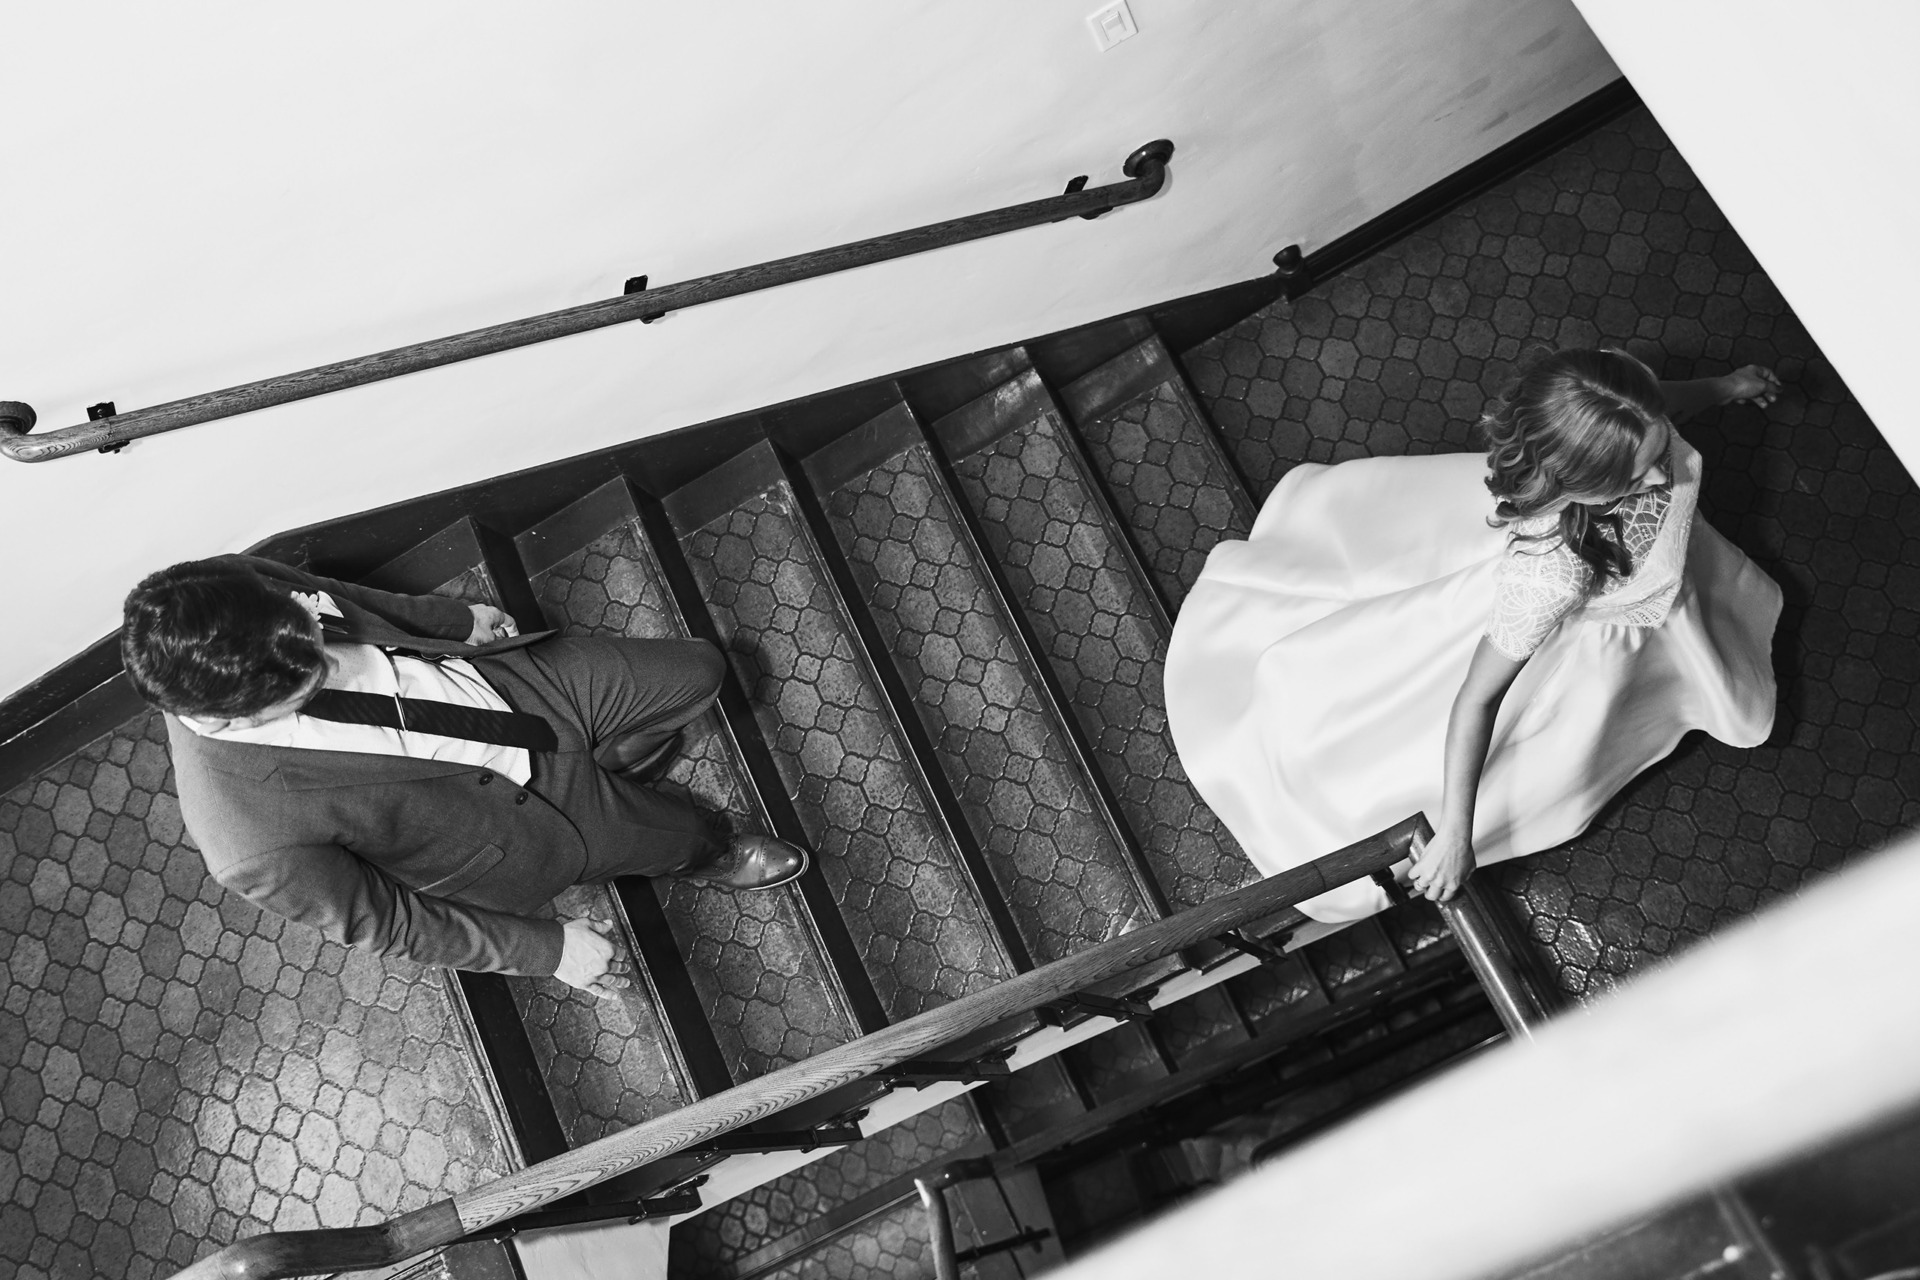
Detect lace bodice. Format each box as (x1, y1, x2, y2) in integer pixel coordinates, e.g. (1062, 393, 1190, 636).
(1485, 437, 1701, 659)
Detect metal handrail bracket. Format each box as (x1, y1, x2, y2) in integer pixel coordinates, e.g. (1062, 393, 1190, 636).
(2, 141, 1174, 463)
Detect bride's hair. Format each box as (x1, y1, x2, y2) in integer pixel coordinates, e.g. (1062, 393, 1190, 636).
(1481, 347, 1667, 588)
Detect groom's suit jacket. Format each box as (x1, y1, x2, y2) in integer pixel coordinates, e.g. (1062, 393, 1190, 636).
(164, 555, 576, 976)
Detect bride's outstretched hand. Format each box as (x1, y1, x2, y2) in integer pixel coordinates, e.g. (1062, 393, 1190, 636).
(1721, 365, 1781, 408)
(1409, 821, 1476, 902)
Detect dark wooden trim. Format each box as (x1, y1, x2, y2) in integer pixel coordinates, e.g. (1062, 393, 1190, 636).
(1292, 78, 1638, 295)
(1145, 77, 1639, 353)
(0, 668, 147, 797)
(0, 631, 125, 756)
(450, 973, 573, 1167)
(5, 143, 1175, 463)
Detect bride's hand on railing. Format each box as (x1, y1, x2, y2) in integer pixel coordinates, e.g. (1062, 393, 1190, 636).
(1409, 820, 1475, 902)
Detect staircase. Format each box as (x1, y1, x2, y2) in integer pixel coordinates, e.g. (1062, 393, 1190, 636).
(333, 328, 1494, 1277)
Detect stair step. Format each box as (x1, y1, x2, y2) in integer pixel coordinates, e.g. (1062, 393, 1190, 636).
(516, 481, 864, 1083)
(804, 405, 1161, 966)
(1058, 335, 1257, 611)
(363, 517, 641, 1160)
(929, 364, 1259, 912)
(503, 883, 693, 1143)
(666, 447, 1018, 1024)
(669, 1096, 992, 1280)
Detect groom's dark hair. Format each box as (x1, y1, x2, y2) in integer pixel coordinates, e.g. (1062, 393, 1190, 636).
(122, 559, 325, 718)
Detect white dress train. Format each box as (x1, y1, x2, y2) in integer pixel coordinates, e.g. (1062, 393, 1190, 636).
(1163, 435, 1781, 922)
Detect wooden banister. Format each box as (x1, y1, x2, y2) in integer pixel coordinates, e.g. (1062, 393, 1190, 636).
(166, 815, 1422, 1280)
(0, 141, 1174, 464)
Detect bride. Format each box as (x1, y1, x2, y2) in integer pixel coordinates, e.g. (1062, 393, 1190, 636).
(1165, 348, 1783, 921)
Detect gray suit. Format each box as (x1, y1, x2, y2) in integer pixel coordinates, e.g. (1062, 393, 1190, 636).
(165, 555, 723, 975)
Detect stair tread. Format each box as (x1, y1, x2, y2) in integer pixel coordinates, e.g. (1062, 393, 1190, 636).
(940, 386, 1258, 911)
(676, 478, 1017, 1022)
(819, 440, 1156, 963)
(381, 541, 713, 1135)
(529, 512, 859, 1081)
(504, 885, 692, 1144)
(1063, 339, 1255, 610)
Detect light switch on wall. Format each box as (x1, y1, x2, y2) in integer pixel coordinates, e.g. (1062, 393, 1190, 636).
(1087, 0, 1139, 52)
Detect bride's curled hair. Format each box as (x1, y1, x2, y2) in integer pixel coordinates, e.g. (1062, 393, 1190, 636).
(1481, 347, 1667, 589)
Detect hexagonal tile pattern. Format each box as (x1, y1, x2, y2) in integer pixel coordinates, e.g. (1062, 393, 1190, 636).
(530, 517, 856, 1081)
(503, 884, 690, 1145)
(0, 713, 510, 1280)
(433, 536, 699, 1141)
(1074, 379, 1254, 608)
(822, 444, 1155, 963)
(670, 1096, 986, 1280)
(680, 491, 1015, 1029)
(946, 407, 1258, 912)
(1184, 106, 1918, 999)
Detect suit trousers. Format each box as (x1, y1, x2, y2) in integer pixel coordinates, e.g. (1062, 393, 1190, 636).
(472, 636, 727, 878)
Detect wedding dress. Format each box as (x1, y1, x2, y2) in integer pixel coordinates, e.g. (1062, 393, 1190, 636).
(1164, 434, 1780, 921)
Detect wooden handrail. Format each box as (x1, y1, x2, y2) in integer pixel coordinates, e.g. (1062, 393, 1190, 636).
(166, 816, 1421, 1280)
(0, 140, 1174, 464)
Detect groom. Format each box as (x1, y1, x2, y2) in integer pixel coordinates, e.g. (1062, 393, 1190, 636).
(121, 554, 808, 999)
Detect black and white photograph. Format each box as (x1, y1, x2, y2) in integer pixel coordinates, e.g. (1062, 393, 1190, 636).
(2, 4, 1916, 1278)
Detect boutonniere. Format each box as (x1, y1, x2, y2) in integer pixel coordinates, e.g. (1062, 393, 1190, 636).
(290, 591, 326, 623)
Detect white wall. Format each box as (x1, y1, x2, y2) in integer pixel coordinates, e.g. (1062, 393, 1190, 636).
(0, 1, 1616, 702)
(1570, 0, 1920, 471)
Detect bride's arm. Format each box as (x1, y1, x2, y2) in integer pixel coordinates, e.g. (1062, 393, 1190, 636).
(1410, 637, 1528, 902)
(1660, 365, 1781, 419)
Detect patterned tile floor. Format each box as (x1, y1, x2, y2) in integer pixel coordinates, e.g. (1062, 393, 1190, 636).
(1183, 105, 1917, 998)
(823, 444, 1154, 961)
(946, 399, 1257, 912)
(535, 513, 863, 1084)
(0, 715, 510, 1280)
(683, 483, 1007, 1044)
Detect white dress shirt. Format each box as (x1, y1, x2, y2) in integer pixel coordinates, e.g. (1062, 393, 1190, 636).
(176, 590, 534, 784)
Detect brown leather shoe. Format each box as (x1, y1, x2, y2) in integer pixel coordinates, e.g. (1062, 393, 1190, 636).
(675, 833, 809, 891)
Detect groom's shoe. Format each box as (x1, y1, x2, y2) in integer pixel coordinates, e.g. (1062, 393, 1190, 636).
(675, 834, 810, 891)
(615, 731, 683, 785)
